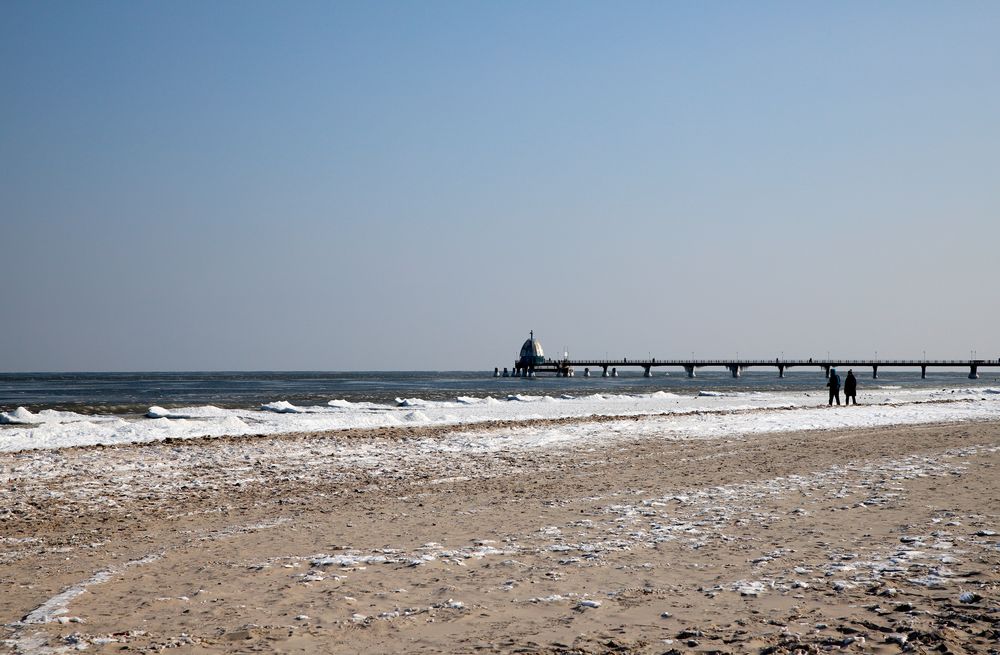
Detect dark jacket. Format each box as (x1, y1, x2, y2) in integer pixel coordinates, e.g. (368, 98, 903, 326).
(827, 372, 841, 391)
(844, 372, 857, 395)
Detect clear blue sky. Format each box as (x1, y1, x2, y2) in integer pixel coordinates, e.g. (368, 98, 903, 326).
(2, 1, 998, 371)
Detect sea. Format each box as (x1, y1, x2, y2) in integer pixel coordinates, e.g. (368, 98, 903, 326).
(3, 369, 999, 453)
(2, 368, 997, 415)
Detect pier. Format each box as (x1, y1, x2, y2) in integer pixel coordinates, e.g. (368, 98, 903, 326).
(496, 334, 998, 380)
(501, 358, 998, 380)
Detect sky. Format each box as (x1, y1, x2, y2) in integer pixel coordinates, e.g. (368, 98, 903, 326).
(1, 1, 998, 372)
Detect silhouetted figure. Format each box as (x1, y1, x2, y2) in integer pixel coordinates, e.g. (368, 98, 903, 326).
(844, 370, 858, 405)
(826, 368, 841, 406)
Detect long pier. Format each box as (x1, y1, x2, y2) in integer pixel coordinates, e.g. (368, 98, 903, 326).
(499, 358, 1000, 380)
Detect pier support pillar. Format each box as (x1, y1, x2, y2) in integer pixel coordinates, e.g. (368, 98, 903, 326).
(921, 365, 926, 379)
(729, 365, 742, 378)
(684, 365, 696, 378)
(643, 366, 652, 377)
(502, 367, 509, 377)
(872, 366, 878, 380)
(584, 367, 590, 377)
(612, 367, 619, 377)
(494, 367, 500, 377)
(824, 366, 830, 379)
(969, 365, 979, 379)
(778, 365, 785, 378)
(602, 366, 609, 378)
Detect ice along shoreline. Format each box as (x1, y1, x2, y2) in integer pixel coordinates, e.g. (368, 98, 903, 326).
(1, 385, 1000, 453)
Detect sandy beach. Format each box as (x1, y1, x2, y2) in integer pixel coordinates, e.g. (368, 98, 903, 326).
(2, 416, 999, 654)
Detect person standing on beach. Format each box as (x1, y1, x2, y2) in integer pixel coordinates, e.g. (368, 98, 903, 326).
(826, 368, 842, 406)
(844, 369, 858, 405)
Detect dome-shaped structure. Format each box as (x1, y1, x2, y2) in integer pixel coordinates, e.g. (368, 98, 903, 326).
(518, 331, 545, 367)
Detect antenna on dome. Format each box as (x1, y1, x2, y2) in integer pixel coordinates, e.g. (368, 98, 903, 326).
(530, 330, 534, 340)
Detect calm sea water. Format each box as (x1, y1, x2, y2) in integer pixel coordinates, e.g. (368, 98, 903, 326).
(1, 369, 997, 415)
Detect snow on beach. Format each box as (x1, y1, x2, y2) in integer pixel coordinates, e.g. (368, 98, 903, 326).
(4, 411, 999, 654)
(2, 387, 1000, 452)
(3, 386, 999, 655)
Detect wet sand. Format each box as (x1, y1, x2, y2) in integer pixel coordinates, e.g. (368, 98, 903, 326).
(2, 418, 999, 654)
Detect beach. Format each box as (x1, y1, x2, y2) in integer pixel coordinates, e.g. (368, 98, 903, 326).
(7, 0, 1000, 651)
(3, 408, 999, 654)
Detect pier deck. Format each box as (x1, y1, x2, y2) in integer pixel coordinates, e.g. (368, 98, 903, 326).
(502, 358, 999, 380)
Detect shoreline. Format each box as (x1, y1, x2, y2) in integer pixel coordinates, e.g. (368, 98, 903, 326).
(3, 392, 999, 456)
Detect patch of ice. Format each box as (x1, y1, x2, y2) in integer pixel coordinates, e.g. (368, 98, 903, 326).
(311, 553, 388, 567)
(0, 407, 101, 425)
(733, 580, 767, 597)
(146, 406, 228, 419)
(260, 401, 306, 414)
(0, 407, 41, 425)
(22, 552, 162, 624)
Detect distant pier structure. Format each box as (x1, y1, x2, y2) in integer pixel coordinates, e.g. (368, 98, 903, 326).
(494, 332, 998, 380)
(496, 331, 550, 378)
